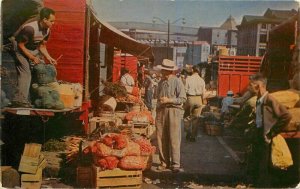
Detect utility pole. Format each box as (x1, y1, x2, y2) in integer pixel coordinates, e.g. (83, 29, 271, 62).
(153, 17, 185, 60)
(167, 19, 170, 58)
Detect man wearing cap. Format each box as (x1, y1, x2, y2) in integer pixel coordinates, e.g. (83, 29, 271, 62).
(184, 65, 206, 142)
(220, 90, 234, 120)
(155, 59, 186, 173)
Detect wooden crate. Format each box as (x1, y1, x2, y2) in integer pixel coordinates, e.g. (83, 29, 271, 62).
(77, 166, 93, 188)
(89, 116, 122, 134)
(21, 167, 42, 182)
(21, 166, 42, 189)
(130, 122, 151, 138)
(93, 165, 142, 189)
(18, 143, 44, 174)
(115, 111, 127, 120)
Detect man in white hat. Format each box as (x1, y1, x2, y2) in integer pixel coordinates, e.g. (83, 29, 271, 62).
(155, 59, 186, 173)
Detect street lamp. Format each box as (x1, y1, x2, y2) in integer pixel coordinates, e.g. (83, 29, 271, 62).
(152, 17, 185, 58)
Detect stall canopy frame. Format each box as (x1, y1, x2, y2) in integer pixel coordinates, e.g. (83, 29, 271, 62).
(91, 12, 154, 61)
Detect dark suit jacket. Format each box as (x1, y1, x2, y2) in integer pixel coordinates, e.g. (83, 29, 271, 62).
(261, 93, 292, 138)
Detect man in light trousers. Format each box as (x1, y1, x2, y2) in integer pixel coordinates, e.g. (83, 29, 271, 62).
(155, 59, 186, 173)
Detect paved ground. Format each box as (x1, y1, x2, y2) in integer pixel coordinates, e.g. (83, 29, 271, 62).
(142, 124, 248, 188)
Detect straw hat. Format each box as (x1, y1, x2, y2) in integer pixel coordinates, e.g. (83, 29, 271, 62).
(157, 59, 178, 71)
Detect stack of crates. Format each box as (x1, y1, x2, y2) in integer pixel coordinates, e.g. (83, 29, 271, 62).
(18, 143, 47, 189)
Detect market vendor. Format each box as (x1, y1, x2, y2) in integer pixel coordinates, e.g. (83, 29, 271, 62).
(10, 7, 57, 107)
(155, 59, 186, 173)
(120, 67, 135, 87)
(220, 90, 234, 121)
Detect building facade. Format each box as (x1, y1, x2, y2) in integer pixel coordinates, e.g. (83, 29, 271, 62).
(197, 15, 238, 54)
(183, 41, 210, 66)
(109, 21, 198, 66)
(237, 8, 297, 56)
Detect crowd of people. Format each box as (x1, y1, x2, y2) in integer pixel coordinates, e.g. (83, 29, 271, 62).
(8, 6, 293, 187)
(135, 59, 292, 187)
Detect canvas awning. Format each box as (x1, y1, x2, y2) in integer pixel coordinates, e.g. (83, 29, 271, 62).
(92, 13, 154, 61)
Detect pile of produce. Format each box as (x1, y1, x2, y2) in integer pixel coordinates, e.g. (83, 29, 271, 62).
(102, 81, 127, 98)
(116, 94, 143, 104)
(125, 110, 154, 124)
(83, 133, 155, 171)
(63, 136, 84, 162)
(31, 64, 65, 109)
(44, 139, 66, 152)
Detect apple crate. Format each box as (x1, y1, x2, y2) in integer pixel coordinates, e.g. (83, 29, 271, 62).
(92, 165, 142, 189)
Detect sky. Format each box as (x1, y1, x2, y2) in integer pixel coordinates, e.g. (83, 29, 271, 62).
(92, 0, 299, 28)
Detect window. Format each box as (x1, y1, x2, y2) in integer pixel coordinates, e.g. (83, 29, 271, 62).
(260, 34, 267, 43)
(261, 23, 267, 29)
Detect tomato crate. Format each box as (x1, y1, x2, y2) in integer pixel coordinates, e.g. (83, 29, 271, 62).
(92, 165, 142, 189)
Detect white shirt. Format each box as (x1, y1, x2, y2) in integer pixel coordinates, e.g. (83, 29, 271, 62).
(121, 73, 135, 86)
(256, 92, 268, 128)
(185, 73, 206, 96)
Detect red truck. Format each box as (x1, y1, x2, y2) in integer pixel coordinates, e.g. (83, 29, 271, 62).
(217, 55, 262, 96)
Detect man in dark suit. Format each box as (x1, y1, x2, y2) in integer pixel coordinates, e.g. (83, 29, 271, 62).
(248, 73, 292, 187)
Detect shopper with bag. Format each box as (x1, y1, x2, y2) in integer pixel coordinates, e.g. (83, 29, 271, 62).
(248, 73, 292, 187)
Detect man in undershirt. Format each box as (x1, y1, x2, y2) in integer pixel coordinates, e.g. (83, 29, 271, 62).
(11, 7, 57, 107)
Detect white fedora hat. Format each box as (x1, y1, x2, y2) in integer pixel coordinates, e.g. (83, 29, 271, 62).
(157, 59, 178, 71)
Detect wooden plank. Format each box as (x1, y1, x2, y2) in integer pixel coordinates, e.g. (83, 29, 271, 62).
(93, 166, 142, 188)
(22, 143, 41, 158)
(96, 177, 142, 187)
(19, 154, 45, 174)
(95, 168, 141, 177)
(21, 168, 42, 182)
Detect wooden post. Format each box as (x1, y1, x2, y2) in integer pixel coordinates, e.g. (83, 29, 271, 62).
(84, 6, 91, 102)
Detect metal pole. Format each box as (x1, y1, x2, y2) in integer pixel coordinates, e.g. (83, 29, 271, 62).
(167, 19, 170, 59)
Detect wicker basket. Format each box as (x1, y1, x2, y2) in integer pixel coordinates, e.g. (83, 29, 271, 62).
(205, 121, 222, 136)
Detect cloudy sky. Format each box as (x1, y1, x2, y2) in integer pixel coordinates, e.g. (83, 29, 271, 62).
(92, 0, 299, 28)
